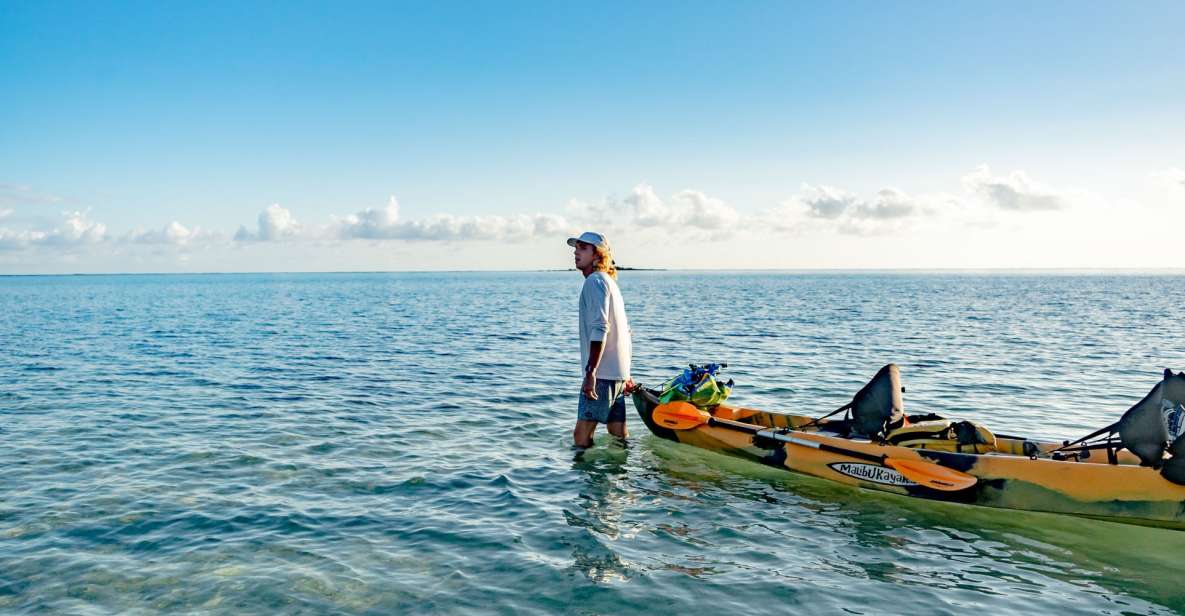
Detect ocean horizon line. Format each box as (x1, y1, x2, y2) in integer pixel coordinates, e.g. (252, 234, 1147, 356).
(3, 266, 1185, 278)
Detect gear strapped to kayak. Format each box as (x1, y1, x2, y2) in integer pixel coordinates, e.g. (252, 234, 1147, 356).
(657, 363, 734, 408)
(886, 419, 997, 454)
(633, 363, 1185, 531)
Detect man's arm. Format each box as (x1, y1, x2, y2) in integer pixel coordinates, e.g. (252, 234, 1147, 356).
(581, 277, 611, 400)
(582, 340, 604, 400)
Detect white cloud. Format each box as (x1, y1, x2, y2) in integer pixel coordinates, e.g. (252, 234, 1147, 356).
(235, 204, 301, 242)
(764, 184, 927, 236)
(38, 210, 108, 247)
(962, 164, 1065, 212)
(0, 208, 12, 220)
(331, 196, 402, 239)
(333, 195, 567, 242)
(0, 228, 34, 251)
(125, 221, 221, 246)
(624, 184, 667, 227)
(570, 183, 740, 236)
(763, 167, 1075, 238)
(801, 185, 857, 220)
(671, 189, 740, 229)
(851, 188, 917, 220)
(0, 210, 107, 251)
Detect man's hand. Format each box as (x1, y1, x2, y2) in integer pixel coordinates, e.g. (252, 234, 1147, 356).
(623, 379, 638, 395)
(582, 371, 598, 400)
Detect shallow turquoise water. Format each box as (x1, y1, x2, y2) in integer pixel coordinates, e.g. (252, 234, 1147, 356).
(2, 271, 1185, 614)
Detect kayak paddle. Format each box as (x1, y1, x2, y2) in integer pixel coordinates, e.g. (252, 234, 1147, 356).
(653, 401, 977, 492)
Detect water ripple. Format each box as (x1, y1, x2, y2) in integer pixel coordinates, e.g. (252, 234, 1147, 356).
(1, 272, 1184, 614)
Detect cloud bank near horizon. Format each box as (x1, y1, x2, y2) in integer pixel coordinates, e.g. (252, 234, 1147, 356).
(330, 196, 568, 242)
(0, 164, 1178, 270)
(764, 184, 935, 237)
(234, 204, 302, 242)
(962, 165, 1066, 212)
(127, 221, 221, 246)
(567, 184, 740, 239)
(0, 210, 107, 251)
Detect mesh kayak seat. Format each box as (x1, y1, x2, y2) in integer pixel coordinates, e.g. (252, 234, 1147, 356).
(1053, 369, 1185, 473)
(1117, 378, 1171, 468)
(849, 364, 906, 439)
(886, 418, 998, 454)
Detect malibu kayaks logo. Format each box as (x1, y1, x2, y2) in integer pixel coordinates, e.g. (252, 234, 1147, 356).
(828, 462, 917, 487)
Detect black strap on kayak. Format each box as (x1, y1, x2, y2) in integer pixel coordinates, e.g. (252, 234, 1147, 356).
(1049, 422, 1118, 454)
(800, 402, 853, 431)
(1046, 421, 1125, 463)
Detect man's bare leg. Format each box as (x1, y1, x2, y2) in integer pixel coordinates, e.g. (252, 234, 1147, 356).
(573, 420, 598, 448)
(606, 421, 627, 439)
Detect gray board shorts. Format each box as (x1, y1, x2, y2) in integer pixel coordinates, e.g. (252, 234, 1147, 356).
(577, 379, 627, 423)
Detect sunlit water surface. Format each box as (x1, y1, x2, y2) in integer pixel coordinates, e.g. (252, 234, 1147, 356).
(3, 272, 1184, 614)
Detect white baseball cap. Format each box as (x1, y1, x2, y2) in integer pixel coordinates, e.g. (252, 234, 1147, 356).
(566, 231, 609, 249)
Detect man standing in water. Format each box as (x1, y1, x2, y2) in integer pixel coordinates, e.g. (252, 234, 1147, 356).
(569, 231, 633, 449)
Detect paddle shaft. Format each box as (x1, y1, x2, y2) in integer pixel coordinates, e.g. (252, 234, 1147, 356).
(708, 416, 887, 465)
(650, 401, 977, 491)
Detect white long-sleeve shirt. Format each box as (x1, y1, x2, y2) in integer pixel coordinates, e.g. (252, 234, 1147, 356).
(578, 271, 632, 381)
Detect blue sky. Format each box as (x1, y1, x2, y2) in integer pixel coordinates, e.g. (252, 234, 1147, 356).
(2, 1, 1183, 272)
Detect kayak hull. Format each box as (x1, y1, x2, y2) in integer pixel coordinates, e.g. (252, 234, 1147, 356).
(632, 388, 1185, 530)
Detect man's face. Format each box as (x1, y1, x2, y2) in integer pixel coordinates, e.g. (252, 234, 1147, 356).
(573, 242, 597, 270)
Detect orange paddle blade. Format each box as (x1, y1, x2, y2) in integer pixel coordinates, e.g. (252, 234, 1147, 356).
(652, 401, 711, 430)
(885, 457, 977, 491)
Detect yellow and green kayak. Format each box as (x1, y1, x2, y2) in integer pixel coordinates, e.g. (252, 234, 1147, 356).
(631, 387, 1185, 531)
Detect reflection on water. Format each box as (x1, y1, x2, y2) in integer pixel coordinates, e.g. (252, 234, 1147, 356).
(626, 438, 1184, 614)
(567, 439, 634, 583)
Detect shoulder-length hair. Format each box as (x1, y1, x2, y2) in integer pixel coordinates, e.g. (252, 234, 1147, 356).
(593, 245, 617, 279)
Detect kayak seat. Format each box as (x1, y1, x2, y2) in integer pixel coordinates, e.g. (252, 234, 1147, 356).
(1117, 374, 1172, 467)
(887, 418, 997, 454)
(849, 363, 906, 439)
